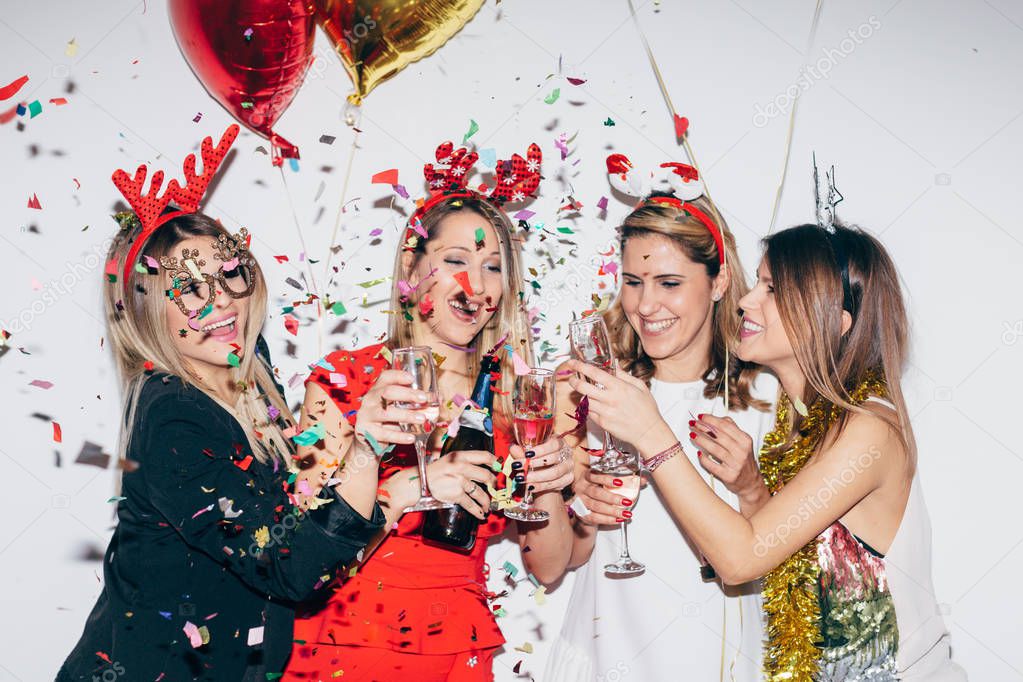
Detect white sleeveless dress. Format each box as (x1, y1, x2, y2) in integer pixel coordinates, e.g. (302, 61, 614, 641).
(811, 396, 967, 681)
(545, 373, 779, 682)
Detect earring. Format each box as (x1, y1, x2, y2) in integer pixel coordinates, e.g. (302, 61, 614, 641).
(712, 292, 722, 302)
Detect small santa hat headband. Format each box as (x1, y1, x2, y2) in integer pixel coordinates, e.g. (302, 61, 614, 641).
(112, 124, 240, 288)
(606, 153, 724, 265)
(406, 140, 542, 243)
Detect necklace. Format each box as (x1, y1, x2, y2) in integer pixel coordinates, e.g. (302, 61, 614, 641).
(758, 369, 888, 681)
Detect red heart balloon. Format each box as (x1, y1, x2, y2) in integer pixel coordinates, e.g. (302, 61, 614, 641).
(169, 0, 315, 161)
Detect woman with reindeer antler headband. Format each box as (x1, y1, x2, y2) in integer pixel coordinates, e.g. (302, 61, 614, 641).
(284, 141, 576, 681)
(58, 125, 385, 682)
(544, 154, 779, 682)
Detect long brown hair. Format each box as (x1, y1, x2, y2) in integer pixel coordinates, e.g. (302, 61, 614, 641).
(763, 223, 915, 457)
(604, 193, 768, 411)
(105, 213, 293, 465)
(387, 196, 534, 424)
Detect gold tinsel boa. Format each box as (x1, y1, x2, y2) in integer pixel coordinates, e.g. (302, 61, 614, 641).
(758, 370, 888, 681)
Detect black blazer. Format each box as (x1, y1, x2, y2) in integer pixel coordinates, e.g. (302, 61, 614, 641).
(57, 372, 383, 681)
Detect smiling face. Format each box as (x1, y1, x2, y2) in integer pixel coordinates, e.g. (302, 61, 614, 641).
(736, 258, 795, 370)
(405, 209, 504, 348)
(164, 235, 252, 374)
(620, 233, 726, 365)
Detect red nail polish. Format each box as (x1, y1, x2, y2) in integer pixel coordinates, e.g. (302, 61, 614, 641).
(697, 451, 703, 457)
(622, 498, 633, 506)
(622, 510, 633, 518)
(613, 478, 623, 487)
(616, 517, 625, 523)
(698, 413, 705, 419)
(689, 431, 697, 439)
(688, 420, 696, 427)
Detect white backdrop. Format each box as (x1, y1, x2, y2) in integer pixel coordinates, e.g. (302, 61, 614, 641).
(1, 0, 1021, 679)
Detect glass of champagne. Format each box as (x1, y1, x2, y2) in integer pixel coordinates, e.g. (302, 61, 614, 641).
(568, 315, 645, 576)
(504, 368, 556, 522)
(391, 346, 452, 513)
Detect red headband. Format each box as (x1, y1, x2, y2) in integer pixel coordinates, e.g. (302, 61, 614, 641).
(113, 124, 240, 289)
(643, 196, 725, 266)
(406, 141, 542, 241)
(606, 153, 724, 265)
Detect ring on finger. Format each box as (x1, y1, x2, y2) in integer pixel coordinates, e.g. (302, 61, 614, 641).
(464, 480, 476, 494)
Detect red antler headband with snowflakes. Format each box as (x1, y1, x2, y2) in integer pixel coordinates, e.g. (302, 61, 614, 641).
(406, 140, 542, 241)
(113, 123, 240, 288)
(606, 153, 724, 265)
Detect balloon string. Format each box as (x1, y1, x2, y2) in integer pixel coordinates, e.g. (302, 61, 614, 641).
(626, 0, 713, 206)
(278, 166, 324, 355)
(322, 132, 360, 289)
(767, 0, 825, 234)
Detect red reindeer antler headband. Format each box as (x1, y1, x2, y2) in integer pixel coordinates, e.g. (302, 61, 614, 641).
(407, 140, 542, 240)
(113, 123, 240, 288)
(606, 154, 724, 265)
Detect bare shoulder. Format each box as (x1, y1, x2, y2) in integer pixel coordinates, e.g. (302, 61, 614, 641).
(824, 401, 908, 474)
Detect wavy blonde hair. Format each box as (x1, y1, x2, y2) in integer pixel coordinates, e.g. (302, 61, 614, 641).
(603, 193, 768, 412)
(387, 196, 534, 426)
(105, 213, 293, 466)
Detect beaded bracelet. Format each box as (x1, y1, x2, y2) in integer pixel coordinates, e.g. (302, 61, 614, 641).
(642, 441, 684, 471)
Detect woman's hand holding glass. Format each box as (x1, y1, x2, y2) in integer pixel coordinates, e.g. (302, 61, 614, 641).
(564, 358, 674, 455)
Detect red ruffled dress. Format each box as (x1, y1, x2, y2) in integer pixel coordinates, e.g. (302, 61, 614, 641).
(285, 343, 509, 680)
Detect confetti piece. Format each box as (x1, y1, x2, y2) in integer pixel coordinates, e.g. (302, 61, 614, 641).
(452, 271, 473, 297)
(533, 584, 547, 605)
(247, 626, 264, 646)
(193, 112, 203, 123)
(544, 88, 561, 104)
(328, 372, 347, 387)
(52, 421, 62, 443)
(474, 227, 485, 244)
(554, 133, 568, 160)
(567, 77, 586, 85)
(596, 196, 609, 211)
(293, 422, 325, 446)
(319, 134, 335, 144)
(514, 642, 534, 654)
(603, 117, 615, 126)
(243, 27, 254, 41)
(510, 349, 530, 376)
(221, 256, 239, 271)
(27, 194, 41, 209)
(65, 38, 78, 57)
(556, 226, 574, 234)
(143, 255, 159, 269)
(284, 315, 299, 336)
(462, 118, 479, 143)
(502, 560, 519, 578)
(227, 351, 240, 367)
(478, 147, 497, 169)
(273, 255, 289, 263)
(357, 277, 387, 288)
(106, 496, 126, 504)
(0, 75, 28, 101)
(371, 169, 398, 185)
(49, 97, 68, 106)
(330, 301, 347, 316)
(418, 293, 434, 317)
(30, 379, 53, 389)
(673, 114, 689, 139)
(183, 621, 209, 648)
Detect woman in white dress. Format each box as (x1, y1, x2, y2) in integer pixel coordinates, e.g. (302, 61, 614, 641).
(544, 188, 777, 682)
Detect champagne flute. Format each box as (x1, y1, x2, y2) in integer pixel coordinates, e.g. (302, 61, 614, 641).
(568, 315, 645, 576)
(504, 368, 556, 522)
(391, 346, 453, 513)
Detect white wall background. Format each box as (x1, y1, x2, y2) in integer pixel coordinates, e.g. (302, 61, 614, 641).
(1, 0, 1021, 679)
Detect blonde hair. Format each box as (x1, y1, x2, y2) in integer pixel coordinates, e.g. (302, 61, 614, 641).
(105, 213, 293, 466)
(387, 196, 534, 426)
(604, 193, 768, 412)
(762, 222, 915, 458)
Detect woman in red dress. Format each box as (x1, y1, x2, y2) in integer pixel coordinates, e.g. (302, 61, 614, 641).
(284, 142, 575, 681)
